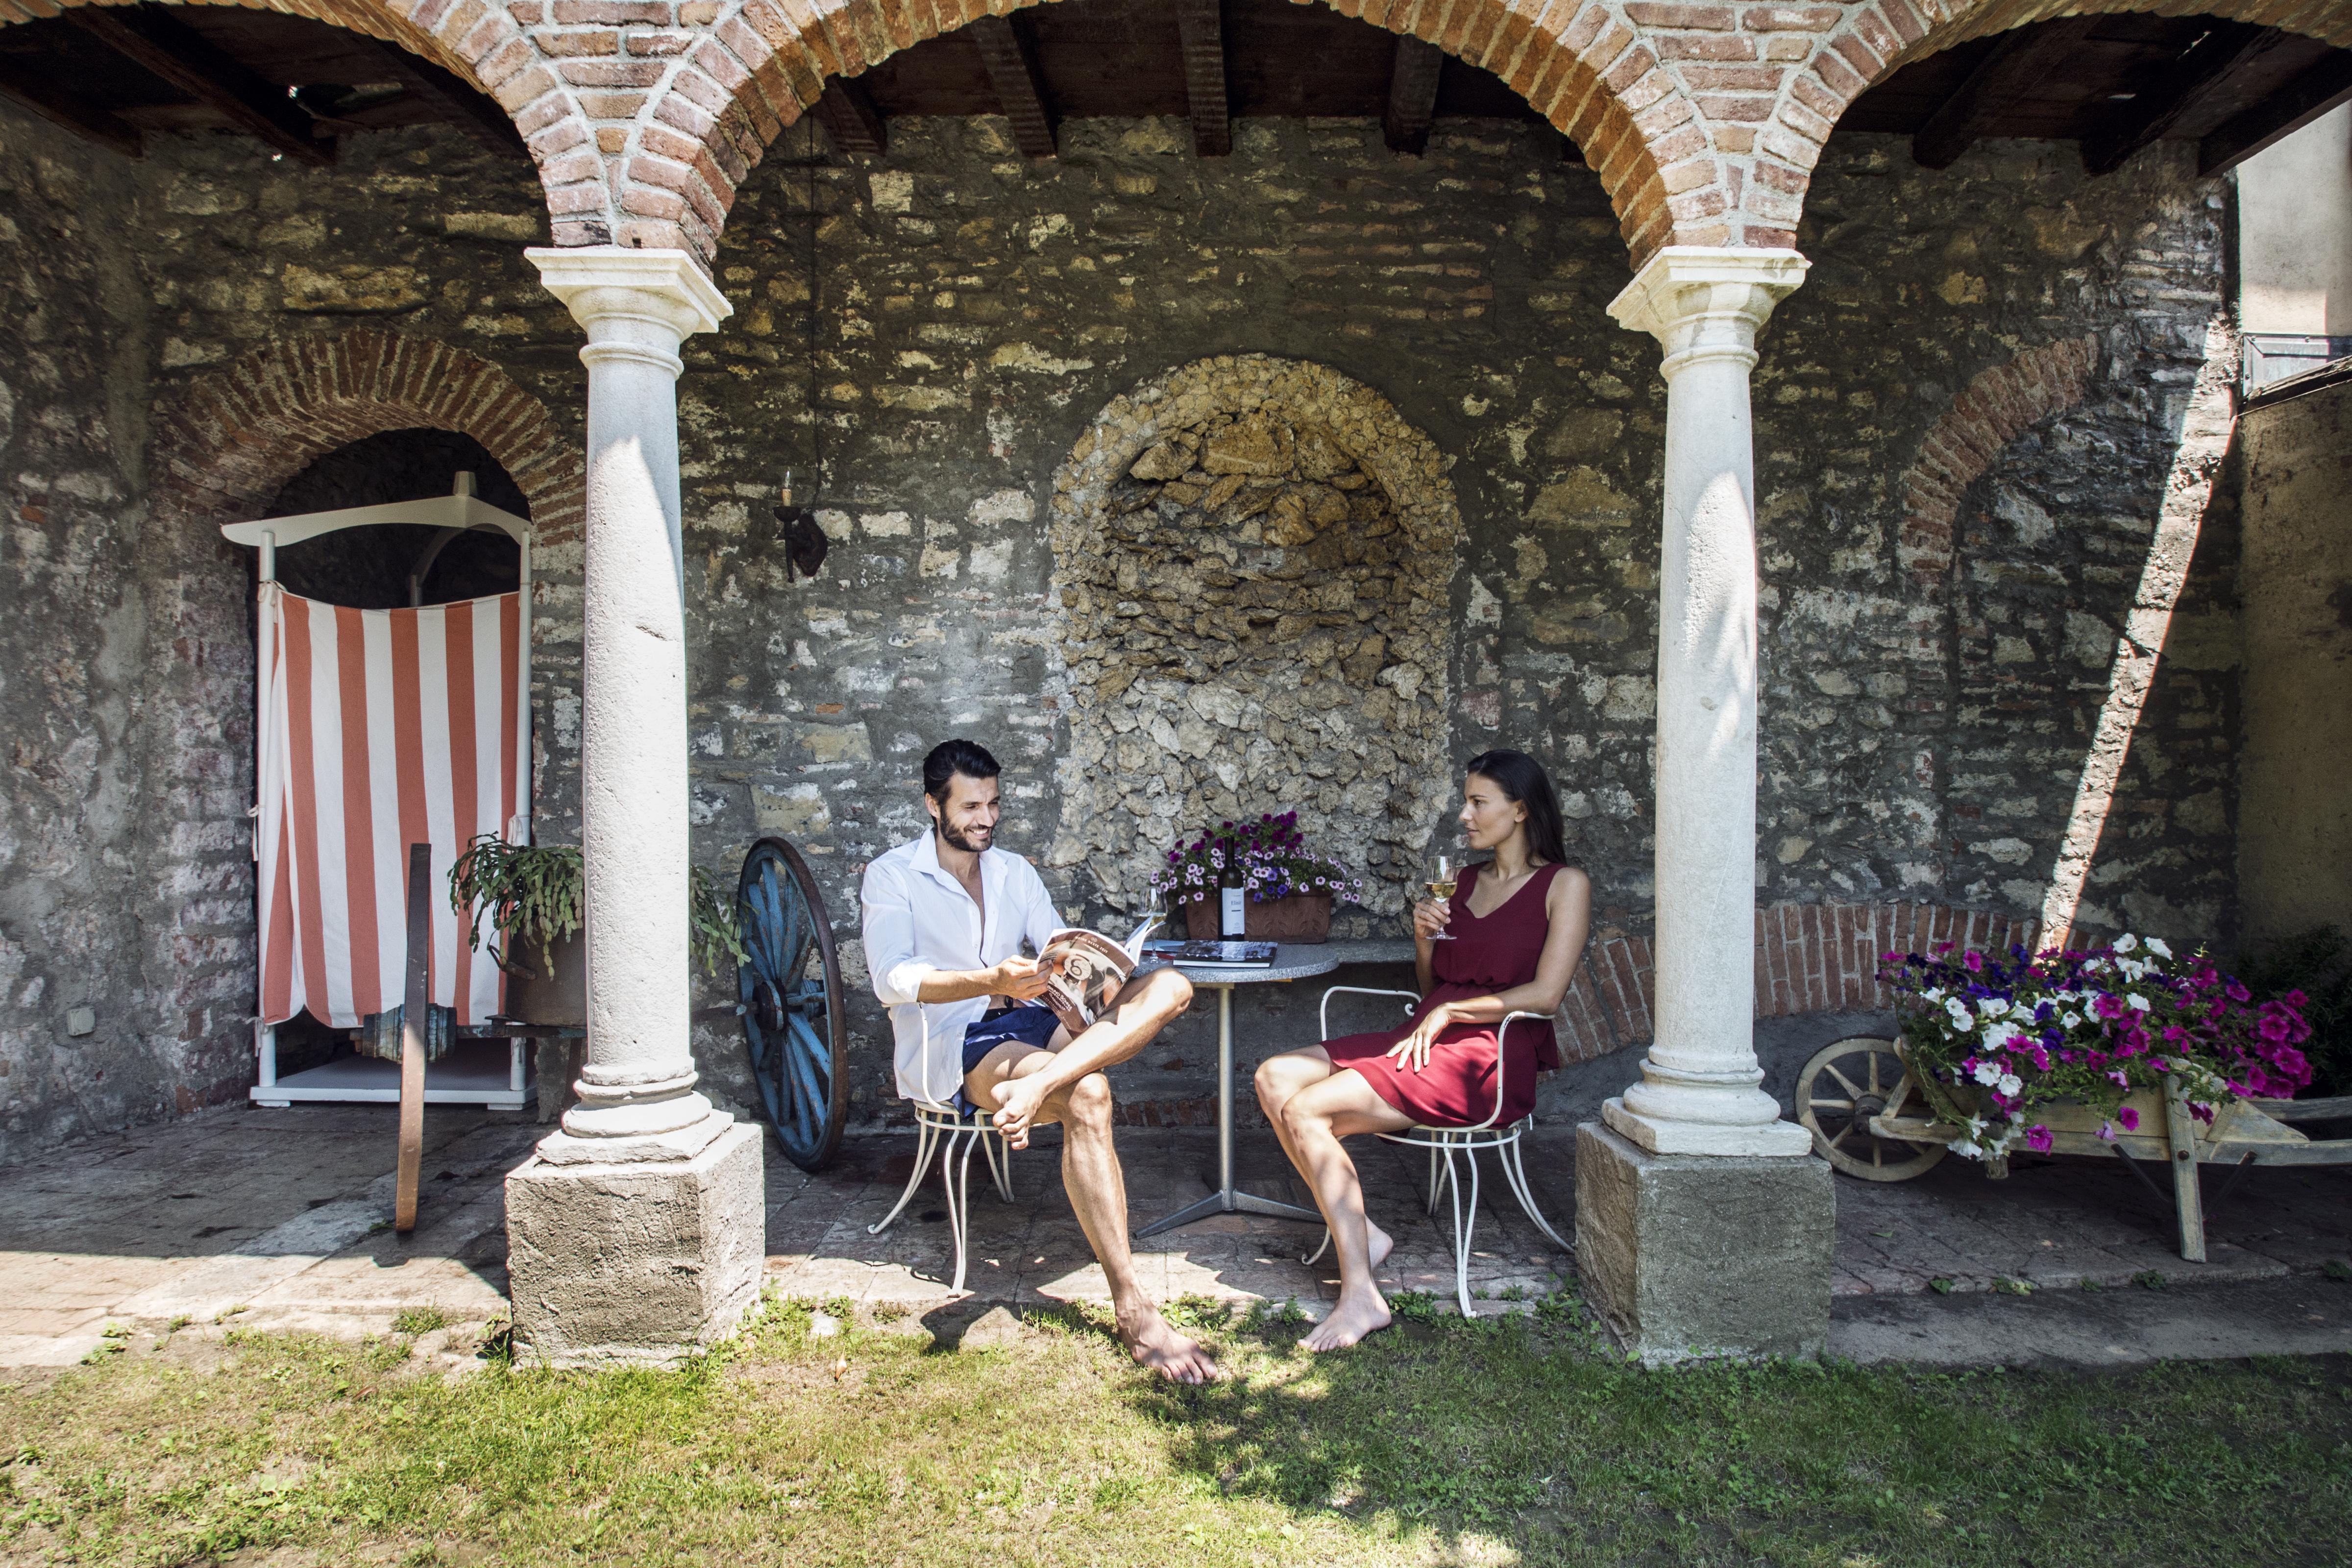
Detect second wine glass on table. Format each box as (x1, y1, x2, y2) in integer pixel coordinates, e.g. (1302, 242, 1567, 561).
(1425, 854, 1459, 940)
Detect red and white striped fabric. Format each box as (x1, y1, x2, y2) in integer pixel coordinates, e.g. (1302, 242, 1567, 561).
(256, 584, 528, 1029)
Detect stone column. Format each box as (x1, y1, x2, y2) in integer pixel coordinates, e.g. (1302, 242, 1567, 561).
(1574, 246, 1834, 1363)
(506, 246, 764, 1366)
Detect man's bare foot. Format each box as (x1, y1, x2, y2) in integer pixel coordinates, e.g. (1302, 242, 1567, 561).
(990, 1076, 1051, 1150)
(1301, 1288, 1391, 1352)
(1119, 1306, 1217, 1384)
(1367, 1220, 1393, 1274)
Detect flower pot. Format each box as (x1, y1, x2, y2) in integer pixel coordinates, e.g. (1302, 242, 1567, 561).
(506, 932, 586, 1026)
(1182, 892, 1332, 944)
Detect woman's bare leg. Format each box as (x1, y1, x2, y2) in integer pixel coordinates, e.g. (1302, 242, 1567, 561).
(1254, 1047, 1393, 1270)
(1276, 1069, 1414, 1351)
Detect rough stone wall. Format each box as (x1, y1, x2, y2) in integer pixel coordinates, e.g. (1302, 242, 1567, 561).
(0, 99, 2242, 1153)
(0, 106, 572, 1162)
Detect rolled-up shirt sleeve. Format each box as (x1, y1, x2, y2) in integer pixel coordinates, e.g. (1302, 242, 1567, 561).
(860, 860, 933, 1006)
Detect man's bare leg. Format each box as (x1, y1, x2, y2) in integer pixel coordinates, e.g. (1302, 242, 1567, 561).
(966, 1031, 1215, 1384)
(989, 966, 1193, 1148)
(1275, 1069, 1414, 1351)
(1253, 1046, 1394, 1273)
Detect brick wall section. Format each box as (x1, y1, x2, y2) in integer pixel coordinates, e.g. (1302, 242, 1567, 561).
(1895, 335, 2096, 589)
(154, 328, 585, 544)
(1548, 898, 2038, 1061)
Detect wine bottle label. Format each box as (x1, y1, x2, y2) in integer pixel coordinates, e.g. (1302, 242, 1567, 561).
(1220, 886, 1246, 937)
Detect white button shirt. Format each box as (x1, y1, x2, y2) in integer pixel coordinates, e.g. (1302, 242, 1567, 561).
(861, 829, 1062, 1107)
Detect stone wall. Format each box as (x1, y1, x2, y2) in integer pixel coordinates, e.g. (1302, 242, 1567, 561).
(0, 98, 2243, 1154)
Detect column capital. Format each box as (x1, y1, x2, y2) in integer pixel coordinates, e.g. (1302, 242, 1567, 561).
(527, 246, 734, 376)
(1607, 246, 1810, 380)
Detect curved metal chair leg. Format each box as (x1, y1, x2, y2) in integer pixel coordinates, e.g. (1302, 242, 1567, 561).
(1440, 1139, 1478, 1318)
(1499, 1131, 1570, 1251)
(869, 1116, 941, 1238)
(1303, 1228, 1332, 1266)
(945, 1125, 983, 1294)
(983, 1127, 1015, 1202)
(1426, 1144, 1445, 1215)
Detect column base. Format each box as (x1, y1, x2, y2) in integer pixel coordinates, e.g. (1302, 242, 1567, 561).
(506, 1119, 765, 1367)
(1602, 1095, 1814, 1157)
(1573, 1121, 1833, 1366)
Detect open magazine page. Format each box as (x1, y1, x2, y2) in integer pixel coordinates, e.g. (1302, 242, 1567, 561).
(1035, 912, 1163, 1036)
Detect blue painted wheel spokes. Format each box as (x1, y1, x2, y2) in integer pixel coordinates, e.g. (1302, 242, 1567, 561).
(737, 836, 847, 1170)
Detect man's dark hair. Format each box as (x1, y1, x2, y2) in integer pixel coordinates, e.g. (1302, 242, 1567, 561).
(922, 738, 1001, 803)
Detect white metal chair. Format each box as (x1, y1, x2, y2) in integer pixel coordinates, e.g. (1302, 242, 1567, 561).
(867, 1101, 1016, 1293)
(1307, 986, 1570, 1317)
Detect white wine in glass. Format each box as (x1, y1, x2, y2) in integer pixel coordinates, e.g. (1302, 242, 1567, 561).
(1425, 854, 1458, 941)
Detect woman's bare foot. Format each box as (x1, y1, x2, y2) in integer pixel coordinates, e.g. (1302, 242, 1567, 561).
(1119, 1306, 1218, 1384)
(1301, 1288, 1391, 1352)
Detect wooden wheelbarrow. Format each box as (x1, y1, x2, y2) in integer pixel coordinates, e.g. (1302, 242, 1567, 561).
(1795, 1034, 2352, 1263)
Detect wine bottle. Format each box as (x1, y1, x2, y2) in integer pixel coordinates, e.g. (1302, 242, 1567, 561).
(1218, 835, 1246, 938)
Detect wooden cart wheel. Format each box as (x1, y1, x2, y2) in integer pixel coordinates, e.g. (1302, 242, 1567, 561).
(737, 837, 848, 1171)
(1797, 1035, 1950, 1182)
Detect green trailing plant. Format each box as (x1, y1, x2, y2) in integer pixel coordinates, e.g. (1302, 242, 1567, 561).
(448, 835, 745, 979)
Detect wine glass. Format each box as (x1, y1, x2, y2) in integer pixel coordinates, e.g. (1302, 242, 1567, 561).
(1425, 854, 1458, 941)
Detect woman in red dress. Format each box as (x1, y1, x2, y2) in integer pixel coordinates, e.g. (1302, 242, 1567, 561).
(1254, 750, 1591, 1350)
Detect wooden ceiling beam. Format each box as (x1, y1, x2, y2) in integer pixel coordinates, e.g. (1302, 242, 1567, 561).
(69, 5, 331, 166)
(1912, 17, 2099, 171)
(811, 74, 887, 159)
(364, 40, 530, 162)
(0, 56, 143, 157)
(2200, 51, 2352, 177)
(2082, 21, 2275, 175)
(1384, 35, 1445, 155)
(968, 14, 1056, 160)
(1174, 0, 1228, 158)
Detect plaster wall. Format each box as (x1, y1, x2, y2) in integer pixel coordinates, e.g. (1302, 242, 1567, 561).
(2237, 106, 2352, 338)
(0, 100, 2241, 1156)
(2237, 380, 2352, 944)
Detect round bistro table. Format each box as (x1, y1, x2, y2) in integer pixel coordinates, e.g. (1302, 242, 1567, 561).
(1132, 939, 1415, 1239)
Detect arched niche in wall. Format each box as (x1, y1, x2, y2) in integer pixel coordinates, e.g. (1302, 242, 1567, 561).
(263, 427, 529, 610)
(1046, 354, 1462, 931)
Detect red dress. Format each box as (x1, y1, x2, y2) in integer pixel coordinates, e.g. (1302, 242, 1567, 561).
(1326, 862, 1566, 1127)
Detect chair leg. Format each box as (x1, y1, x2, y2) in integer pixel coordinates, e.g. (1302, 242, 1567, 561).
(945, 1126, 982, 1294)
(1499, 1133, 1570, 1252)
(1426, 1144, 1445, 1215)
(1441, 1139, 1479, 1319)
(868, 1117, 941, 1238)
(1303, 1228, 1332, 1266)
(983, 1127, 1015, 1202)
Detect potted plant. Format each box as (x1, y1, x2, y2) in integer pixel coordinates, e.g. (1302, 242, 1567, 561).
(449, 835, 747, 1025)
(1879, 933, 2314, 1161)
(1149, 812, 1365, 944)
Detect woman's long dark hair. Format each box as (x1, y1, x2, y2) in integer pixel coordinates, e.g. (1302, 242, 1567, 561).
(1463, 749, 1568, 867)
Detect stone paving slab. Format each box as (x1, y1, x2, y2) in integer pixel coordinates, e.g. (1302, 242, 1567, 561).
(2, 1102, 2348, 1369)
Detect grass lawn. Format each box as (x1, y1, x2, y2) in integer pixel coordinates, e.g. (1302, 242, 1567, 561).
(4, 1289, 2349, 1567)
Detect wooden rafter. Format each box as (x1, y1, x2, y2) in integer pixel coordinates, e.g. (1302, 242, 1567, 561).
(0, 56, 143, 157)
(2082, 21, 2275, 175)
(969, 14, 1055, 160)
(2200, 51, 2352, 176)
(1174, 0, 1228, 158)
(364, 40, 530, 162)
(811, 74, 887, 159)
(1912, 17, 2099, 171)
(1384, 35, 1445, 156)
(69, 5, 332, 166)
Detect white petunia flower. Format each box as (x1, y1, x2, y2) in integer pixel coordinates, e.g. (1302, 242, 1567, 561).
(2115, 934, 2138, 953)
(2126, 993, 2149, 1012)
(1972, 1060, 2004, 1087)
(1998, 1073, 2023, 1097)
(1945, 998, 1976, 1030)
(2145, 937, 2172, 959)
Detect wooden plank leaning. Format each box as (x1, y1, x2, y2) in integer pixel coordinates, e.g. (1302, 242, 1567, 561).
(2163, 1072, 2205, 1263)
(395, 841, 431, 1234)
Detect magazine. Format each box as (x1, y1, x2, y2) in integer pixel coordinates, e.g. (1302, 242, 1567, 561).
(1034, 912, 1165, 1036)
(1141, 939, 1280, 969)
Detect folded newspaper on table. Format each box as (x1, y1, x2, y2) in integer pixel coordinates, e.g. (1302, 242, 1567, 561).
(1036, 912, 1164, 1036)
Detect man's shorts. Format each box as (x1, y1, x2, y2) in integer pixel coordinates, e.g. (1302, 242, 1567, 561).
(960, 1003, 1060, 1078)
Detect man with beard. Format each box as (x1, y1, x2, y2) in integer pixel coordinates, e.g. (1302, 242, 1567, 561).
(860, 738, 1213, 1383)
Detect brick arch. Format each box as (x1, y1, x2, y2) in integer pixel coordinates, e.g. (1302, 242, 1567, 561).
(153, 329, 584, 545)
(1894, 335, 2098, 590)
(1741, 1, 2352, 251)
(0, 0, 599, 248)
(628, 0, 1707, 266)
